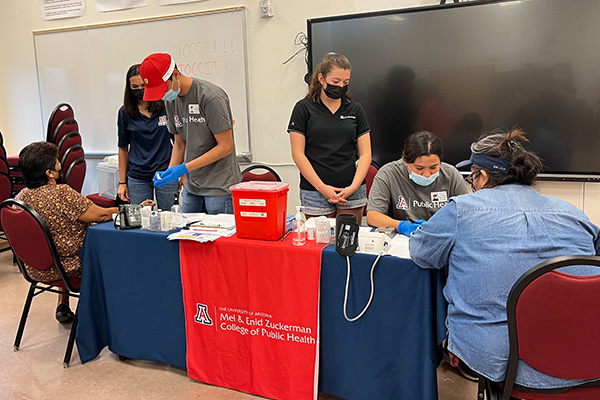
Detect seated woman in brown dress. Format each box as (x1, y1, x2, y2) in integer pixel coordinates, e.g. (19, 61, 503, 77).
(16, 142, 119, 323)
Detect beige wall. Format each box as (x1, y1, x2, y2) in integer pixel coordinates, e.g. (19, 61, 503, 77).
(1, 0, 598, 225)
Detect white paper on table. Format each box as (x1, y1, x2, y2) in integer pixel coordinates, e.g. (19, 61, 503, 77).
(167, 230, 221, 243)
(356, 227, 411, 259)
(191, 214, 236, 229)
(181, 213, 206, 226)
(383, 234, 411, 259)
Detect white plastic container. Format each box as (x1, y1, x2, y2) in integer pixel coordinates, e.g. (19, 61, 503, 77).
(358, 231, 387, 255)
(97, 159, 119, 199)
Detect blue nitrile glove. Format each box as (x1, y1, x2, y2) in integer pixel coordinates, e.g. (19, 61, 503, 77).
(153, 164, 188, 188)
(397, 219, 425, 237)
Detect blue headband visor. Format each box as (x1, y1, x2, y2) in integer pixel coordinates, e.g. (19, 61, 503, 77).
(455, 153, 510, 174)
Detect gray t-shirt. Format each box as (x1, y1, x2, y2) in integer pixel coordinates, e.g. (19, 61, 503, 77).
(367, 160, 470, 221)
(165, 78, 241, 196)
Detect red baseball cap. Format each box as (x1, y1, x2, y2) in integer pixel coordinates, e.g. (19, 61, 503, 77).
(139, 53, 176, 101)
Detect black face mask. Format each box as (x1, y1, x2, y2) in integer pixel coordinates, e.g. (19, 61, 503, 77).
(132, 88, 145, 101)
(323, 83, 349, 100)
(51, 169, 63, 181)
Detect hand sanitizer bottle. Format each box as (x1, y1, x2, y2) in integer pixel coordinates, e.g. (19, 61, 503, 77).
(293, 206, 307, 246)
(171, 192, 181, 214)
(171, 192, 183, 228)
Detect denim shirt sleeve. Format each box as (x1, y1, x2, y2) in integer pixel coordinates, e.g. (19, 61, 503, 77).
(594, 227, 600, 256)
(409, 200, 457, 270)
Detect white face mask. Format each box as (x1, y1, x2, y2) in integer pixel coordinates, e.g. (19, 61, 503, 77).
(162, 87, 180, 102)
(409, 169, 439, 186)
(162, 77, 180, 102)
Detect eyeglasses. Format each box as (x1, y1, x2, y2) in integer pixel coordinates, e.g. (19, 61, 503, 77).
(464, 171, 480, 186)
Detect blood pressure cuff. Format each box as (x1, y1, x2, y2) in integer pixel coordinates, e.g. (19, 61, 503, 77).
(335, 214, 359, 256)
(117, 204, 142, 230)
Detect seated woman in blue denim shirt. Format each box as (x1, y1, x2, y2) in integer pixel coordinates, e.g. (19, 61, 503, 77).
(409, 128, 600, 389)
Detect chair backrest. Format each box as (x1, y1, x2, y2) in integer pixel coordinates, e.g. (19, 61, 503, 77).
(503, 255, 600, 395)
(365, 162, 379, 197)
(57, 131, 82, 163)
(0, 171, 14, 229)
(363, 163, 379, 216)
(64, 158, 86, 193)
(0, 156, 10, 174)
(0, 172, 13, 206)
(46, 103, 74, 142)
(61, 145, 84, 175)
(0, 199, 77, 292)
(51, 118, 79, 145)
(241, 164, 281, 182)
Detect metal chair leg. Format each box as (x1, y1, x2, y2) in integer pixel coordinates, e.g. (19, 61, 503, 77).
(63, 306, 78, 368)
(14, 283, 36, 351)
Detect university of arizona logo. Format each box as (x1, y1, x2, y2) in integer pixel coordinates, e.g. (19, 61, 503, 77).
(195, 303, 213, 326)
(158, 116, 167, 126)
(174, 115, 183, 128)
(396, 196, 409, 210)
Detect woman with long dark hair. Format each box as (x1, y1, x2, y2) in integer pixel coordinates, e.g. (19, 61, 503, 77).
(287, 52, 372, 224)
(117, 64, 177, 209)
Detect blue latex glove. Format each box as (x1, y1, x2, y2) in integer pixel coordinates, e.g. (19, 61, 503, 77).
(397, 219, 425, 237)
(153, 164, 188, 188)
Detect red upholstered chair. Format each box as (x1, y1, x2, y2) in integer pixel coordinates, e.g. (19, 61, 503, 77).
(8, 103, 75, 190)
(46, 103, 74, 143)
(0, 199, 80, 367)
(51, 118, 79, 145)
(363, 162, 379, 215)
(478, 255, 600, 400)
(63, 158, 86, 193)
(0, 156, 10, 175)
(0, 171, 14, 252)
(241, 164, 281, 182)
(6, 142, 23, 194)
(0, 171, 13, 203)
(60, 145, 84, 177)
(57, 131, 82, 163)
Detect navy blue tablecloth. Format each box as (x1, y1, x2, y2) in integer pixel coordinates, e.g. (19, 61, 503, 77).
(76, 222, 186, 369)
(76, 224, 447, 399)
(319, 247, 447, 400)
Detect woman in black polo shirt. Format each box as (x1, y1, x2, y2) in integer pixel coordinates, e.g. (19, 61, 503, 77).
(287, 53, 372, 224)
(117, 64, 178, 210)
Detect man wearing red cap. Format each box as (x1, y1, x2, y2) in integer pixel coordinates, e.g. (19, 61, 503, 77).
(139, 53, 241, 214)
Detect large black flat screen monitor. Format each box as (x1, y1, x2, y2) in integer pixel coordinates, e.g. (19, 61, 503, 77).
(308, 0, 600, 180)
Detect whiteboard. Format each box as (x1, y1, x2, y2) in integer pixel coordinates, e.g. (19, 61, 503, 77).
(33, 7, 250, 157)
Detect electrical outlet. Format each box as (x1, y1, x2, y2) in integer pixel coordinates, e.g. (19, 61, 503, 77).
(260, 0, 274, 18)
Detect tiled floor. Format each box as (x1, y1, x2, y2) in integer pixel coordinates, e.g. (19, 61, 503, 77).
(0, 247, 477, 400)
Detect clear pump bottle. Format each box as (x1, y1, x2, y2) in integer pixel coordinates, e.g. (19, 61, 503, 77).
(171, 192, 183, 227)
(293, 206, 307, 246)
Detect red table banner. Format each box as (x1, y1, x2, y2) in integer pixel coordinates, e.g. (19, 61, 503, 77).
(179, 235, 326, 400)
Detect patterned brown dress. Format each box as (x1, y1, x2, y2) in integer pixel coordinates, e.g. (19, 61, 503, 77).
(16, 184, 93, 282)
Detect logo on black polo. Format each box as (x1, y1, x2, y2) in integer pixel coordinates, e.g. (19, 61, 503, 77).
(195, 303, 213, 326)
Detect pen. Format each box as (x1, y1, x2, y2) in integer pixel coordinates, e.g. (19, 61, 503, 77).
(280, 229, 292, 241)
